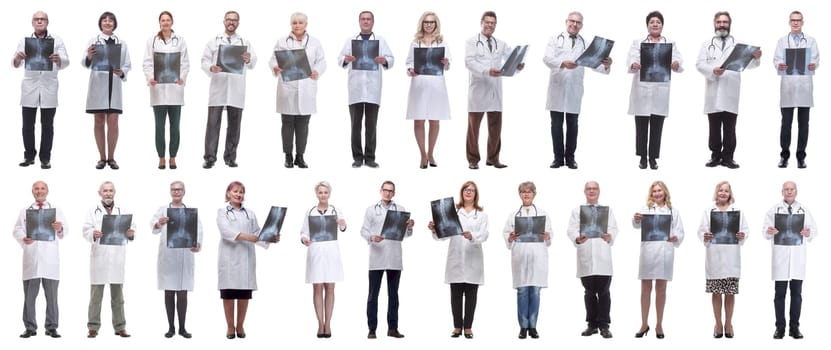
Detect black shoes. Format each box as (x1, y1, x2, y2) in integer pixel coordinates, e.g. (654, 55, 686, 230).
(294, 154, 308, 168)
(469, 163, 479, 170)
(203, 160, 215, 169)
(225, 160, 238, 168)
(649, 158, 658, 170)
(518, 328, 528, 339)
(550, 160, 564, 168)
(599, 328, 612, 338)
(20, 329, 36, 338)
(96, 159, 107, 169)
(551, 159, 577, 169)
(107, 159, 119, 169)
(778, 157, 788, 168)
(581, 327, 598, 336)
(451, 331, 461, 338)
(528, 328, 539, 339)
(705, 158, 721, 167)
(285, 154, 294, 168)
(365, 160, 379, 168)
(45, 329, 60, 338)
(165, 328, 175, 338)
(797, 159, 807, 169)
(566, 160, 578, 169)
(790, 327, 803, 339)
(387, 329, 404, 338)
(635, 326, 650, 338)
(773, 328, 785, 339)
(19, 159, 35, 167)
(352, 160, 362, 168)
(638, 157, 648, 169)
(486, 161, 508, 168)
(41, 161, 51, 169)
(367, 330, 376, 339)
(722, 159, 740, 169)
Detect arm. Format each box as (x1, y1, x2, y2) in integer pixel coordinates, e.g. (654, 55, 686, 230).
(626, 40, 640, 73)
(464, 36, 491, 76)
(83, 209, 98, 243)
(773, 38, 786, 71)
(802, 206, 818, 242)
(244, 40, 257, 69)
(762, 206, 777, 239)
(697, 209, 711, 246)
(142, 36, 154, 83)
(502, 214, 515, 249)
(54, 36, 70, 70)
(360, 206, 375, 243)
(543, 213, 553, 247)
(442, 41, 451, 71)
(150, 206, 165, 234)
(300, 211, 311, 244)
(542, 36, 566, 70)
(737, 210, 749, 245)
(12, 209, 28, 246)
(338, 38, 351, 68)
(310, 38, 326, 79)
(669, 208, 684, 247)
(566, 207, 581, 246)
(179, 37, 190, 84)
(201, 40, 216, 75)
(468, 211, 489, 244)
(379, 37, 394, 69)
(670, 41, 684, 73)
(605, 207, 618, 245)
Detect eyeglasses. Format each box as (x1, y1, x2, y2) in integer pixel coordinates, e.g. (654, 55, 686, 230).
(790, 19, 803, 23)
(381, 188, 395, 194)
(32, 17, 48, 22)
(170, 188, 185, 192)
(224, 18, 239, 23)
(463, 188, 476, 194)
(423, 20, 436, 25)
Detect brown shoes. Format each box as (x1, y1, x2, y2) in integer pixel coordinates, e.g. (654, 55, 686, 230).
(115, 330, 131, 338)
(387, 329, 405, 338)
(367, 330, 376, 339)
(87, 330, 98, 338)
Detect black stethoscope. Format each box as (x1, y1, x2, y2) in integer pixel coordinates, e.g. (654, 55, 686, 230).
(95, 33, 120, 45)
(308, 205, 338, 217)
(355, 32, 375, 40)
(152, 34, 181, 48)
(215, 34, 244, 46)
(515, 204, 538, 217)
(776, 205, 805, 215)
(787, 33, 807, 48)
(642, 35, 667, 44)
(556, 32, 586, 51)
(374, 201, 398, 216)
(225, 205, 250, 221)
(285, 32, 310, 49)
(475, 33, 497, 53)
(30, 31, 52, 39)
(706, 35, 735, 59)
(94, 204, 122, 215)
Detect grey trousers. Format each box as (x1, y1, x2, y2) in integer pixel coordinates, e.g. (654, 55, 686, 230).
(87, 284, 126, 332)
(281, 114, 311, 154)
(23, 278, 59, 331)
(204, 106, 243, 163)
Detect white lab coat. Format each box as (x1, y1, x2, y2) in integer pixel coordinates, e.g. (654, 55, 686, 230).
(13, 33, 70, 108)
(543, 33, 610, 114)
(633, 204, 684, 281)
(83, 204, 137, 284)
(301, 205, 344, 283)
(201, 33, 257, 108)
(566, 203, 618, 278)
(406, 40, 451, 120)
(502, 205, 552, 289)
(763, 201, 818, 281)
(13, 202, 68, 280)
(695, 35, 760, 114)
(773, 33, 820, 107)
(360, 200, 412, 270)
(216, 205, 269, 290)
(271, 33, 326, 115)
(465, 33, 513, 112)
(432, 208, 489, 285)
(151, 204, 204, 291)
(142, 33, 190, 106)
(338, 33, 394, 105)
(697, 205, 749, 279)
(82, 33, 131, 111)
(626, 37, 683, 116)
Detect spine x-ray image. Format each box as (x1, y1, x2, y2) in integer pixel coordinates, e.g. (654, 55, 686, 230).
(381, 210, 411, 241)
(514, 216, 545, 243)
(640, 43, 672, 82)
(25, 37, 54, 71)
(309, 215, 338, 242)
(26, 208, 57, 241)
(430, 197, 462, 238)
(166, 208, 197, 248)
(351, 39, 379, 71)
(579, 205, 609, 239)
(101, 214, 132, 245)
(774, 213, 804, 246)
(640, 214, 670, 242)
(709, 211, 740, 245)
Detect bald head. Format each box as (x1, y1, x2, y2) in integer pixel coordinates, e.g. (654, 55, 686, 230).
(584, 181, 600, 204)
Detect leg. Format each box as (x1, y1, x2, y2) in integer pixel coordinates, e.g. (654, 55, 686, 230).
(789, 279, 803, 330)
(176, 291, 188, 333)
(39, 108, 57, 162)
(224, 106, 243, 163)
(154, 106, 168, 158)
(564, 112, 579, 162)
(485, 111, 503, 164)
(463, 283, 479, 331)
(450, 283, 463, 330)
(581, 276, 599, 328)
(22, 279, 40, 331)
(654, 279, 667, 333)
(223, 299, 235, 335)
(648, 115, 665, 159)
(313, 283, 325, 333)
(323, 283, 335, 334)
(366, 270, 383, 331)
(295, 115, 311, 155)
(22, 107, 38, 161)
(516, 287, 530, 328)
(349, 103, 365, 162)
(527, 286, 541, 329)
(795, 107, 810, 161)
(203, 106, 223, 163)
(724, 294, 735, 334)
(711, 292, 724, 333)
(110, 283, 126, 332)
(597, 276, 612, 329)
(364, 103, 380, 162)
(281, 114, 297, 154)
(779, 107, 794, 160)
(42, 278, 59, 331)
(414, 120, 427, 165)
(707, 113, 723, 161)
(94, 113, 107, 160)
(634, 116, 648, 157)
(427, 120, 440, 163)
(386, 269, 402, 330)
(165, 290, 176, 332)
(168, 106, 182, 158)
(465, 112, 484, 164)
(639, 279, 652, 331)
(236, 299, 249, 334)
(105, 113, 119, 160)
(721, 112, 738, 161)
(550, 111, 565, 161)
(87, 284, 104, 331)
(774, 280, 787, 330)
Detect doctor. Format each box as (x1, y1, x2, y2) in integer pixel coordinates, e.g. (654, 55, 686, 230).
(567, 181, 617, 338)
(544, 12, 611, 169)
(763, 181, 817, 339)
(272, 12, 326, 169)
(339, 11, 393, 168)
(696, 11, 761, 169)
(82, 181, 136, 338)
(464, 10, 523, 170)
(13, 181, 67, 338)
(503, 181, 552, 339)
(201, 10, 256, 169)
(12, 11, 69, 169)
(697, 181, 748, 338)
(151, 181, 203, 338)
(774, 11, 819, 169)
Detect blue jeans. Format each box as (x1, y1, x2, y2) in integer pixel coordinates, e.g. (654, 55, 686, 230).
(367, 270, 401, 331)
(516, 286, 541, 328)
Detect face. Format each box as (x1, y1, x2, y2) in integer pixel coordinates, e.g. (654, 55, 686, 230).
(422, 15, 437, 34)
(359, 12, 374, 33)
(32, 12, 48, 34)
(519, 188, 535, 206)
(789, 14, 803, 33)
(462, 185, 477, 203)
(565, 14, 583, 36)
(651, 184, 665, 204)
(647, 17, 663, 37)
(101, 16, 116, 35)
(584, 182, 600, 204)
(716, 184, 731, 204)
(316, 186, 330, 203)
(32, 181, 49, 203)
(782, 182, 797, 203)
(714, 15, 730, 37)
(159, 14, 173, 31)
(170, 183, 185, 202)
(291, 17, 307, 37)
(227, 184, 245, 206)
(380, 184, 396, 202)
(99, 183, 115, 205)
(224, 14, 239, 34)
(480, 16, 496, 37)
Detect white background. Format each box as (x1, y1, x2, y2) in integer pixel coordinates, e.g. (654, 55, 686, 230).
(3, 1, 828, 349)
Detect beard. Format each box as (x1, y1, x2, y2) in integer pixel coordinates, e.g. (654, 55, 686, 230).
(102, 198, 114, 206)
(715, 29, 729, 38)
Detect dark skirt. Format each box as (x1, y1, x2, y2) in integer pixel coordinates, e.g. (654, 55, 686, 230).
(705, 278, 739, 295)
(87, 109, 123, 114)
(220, 289, 253, 300)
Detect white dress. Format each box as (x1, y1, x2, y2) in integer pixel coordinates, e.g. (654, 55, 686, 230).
(301, 205, 344, 283)
(633, 204, 684, 280)
(405, 40, 451, 120)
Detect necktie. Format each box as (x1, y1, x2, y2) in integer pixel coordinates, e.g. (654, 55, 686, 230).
(570, 35, 577, 48)
(38, 203, 43, 210)
(227, 36, 232, 44)
(788, 205, 793, 214)
(487, 38, 492, 52)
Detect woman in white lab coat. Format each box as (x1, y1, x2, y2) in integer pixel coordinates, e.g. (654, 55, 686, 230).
(626, 11, 682, 170)
(406, 11, 451, 168)
(143, 11, 189, 170)
(83, 11, 131, 170)
(429, 181, 488, 338)
(216, 181, 276, 339)
(632, 180, 683, 339)
(697, 181, 748, 338)
(151, 181, 203, 338)
(502, 181, 552, 339)
(271, 12, 326, 169)
(300, 181, 346, 338)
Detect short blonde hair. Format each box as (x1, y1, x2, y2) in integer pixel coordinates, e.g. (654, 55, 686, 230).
(711, 181, 735, 204)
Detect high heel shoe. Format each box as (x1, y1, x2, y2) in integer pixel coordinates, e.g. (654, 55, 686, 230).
(158, 158, 166, 169)
(428, 158, 437, 167)
(169, 157, 177, 169)
(635, 326, 650, 338)
(656, 332, 665, 339)
(714, 325, 724, 339)
(725, 325, 734, 338)
(419, 162, 428, 169)
(451, 331, 461, 338)
(226, 327, 236, 339)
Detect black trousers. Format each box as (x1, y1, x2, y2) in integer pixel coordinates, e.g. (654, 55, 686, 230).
(779, 107, 810, 161)
(708, 111, 738, 161)
(203, 106, 242, 163)
(367, 269, 401, 331)
(22, 107, 56, 162)
(349, 103, 379, 162)
(281, 114, 311, 155)
(634, 115, 664, 159)
(550, 111, 579, 162)
(774, 279, 802, 330)
(450, 283, 479, 329)
(581, 275, 612, 329)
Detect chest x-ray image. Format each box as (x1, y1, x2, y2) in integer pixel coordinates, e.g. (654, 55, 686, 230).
(217, 44, 246, 74)
(275, 48, 312, 82)
(640, 213, 670, 242)
(101, 214, 132, 246)
(514, 216, 545, 243)
(154, 52, 181, 84)
(309, 214, 338, 242)
(640, 42, 672, 82)
(26, 208, 57, 241)
(774, 213, 804, 246)
(166, 207, 197, 248)
(579, 205, 609, 239)
(381, 210, 411, 241)
(710, 211, 740, 245)
(25, 37, 54, 71)
(414, 47, 445, 76)
(92, 43, 122, 71)
(352, 39, 379, 71)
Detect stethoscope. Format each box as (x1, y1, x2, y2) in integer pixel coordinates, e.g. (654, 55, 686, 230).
(30, 31, 52, 39)
(556, 32, 586, 51)
(152, 33, 181, 48)
(787, 33, 807, 48)
(225, 205, 250, 221)
(308, 205, 338, 217)
(215, 34, 244, 46)
(776, 205, 805, 215)
(642, 35, 667, 44)
(169, 203, 187, 208)
(515, 204, 538, 217)
(706, 35, 735, 59)
(355, 32, 375, 40)
(374, 201, 398, 216)
(95, 33, 120, 45)
(417, 40, 441, 48)
(30, 201, 53, 209)
(475, 33, 497, 53)
(285, 32, 310, 49)
(458, 207, 479, 220)
(94, 204, 122, 215)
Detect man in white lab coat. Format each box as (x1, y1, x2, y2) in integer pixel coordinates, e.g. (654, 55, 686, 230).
(83, 181, 136, 338)
(763, 181, 817, 339)
(12, 11, 69, 169)
(696, 11, 761, 169)
(339, 11, 394, 168)
(201, 10, 257, 169)
(774, 11, 819, 169)
(566, 181, 618, 338)
(13, 181, 67, 338)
